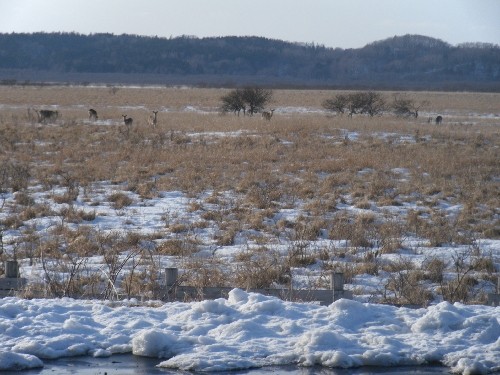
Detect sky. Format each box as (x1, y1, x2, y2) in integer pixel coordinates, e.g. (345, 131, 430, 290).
(0, 0, 499, 49)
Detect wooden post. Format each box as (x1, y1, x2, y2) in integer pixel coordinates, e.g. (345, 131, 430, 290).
(165, 268, 178, 287)
(330, 272, 344, 301)
(330, 272, 344, 291)
(5, 261, 19, 278)
(486, 275, 500, 306)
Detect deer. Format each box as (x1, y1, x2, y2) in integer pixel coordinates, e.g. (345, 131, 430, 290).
(435, 115, 443, 125)
(122, 114, 133, 127)
(27, 108, 37, 123)
(261, 109, 275, 121)
(35, 109, 59, 124)
(148, 110, 158, 127)
(88, 108, 98, 121)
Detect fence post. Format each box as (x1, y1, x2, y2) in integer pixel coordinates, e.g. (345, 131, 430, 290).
(330, 272, 344, 291)
(331, 272, 346, 302)
(486, 275, 500, 306)
(5, 261, 19, 278)
(165, 268, 178, 287)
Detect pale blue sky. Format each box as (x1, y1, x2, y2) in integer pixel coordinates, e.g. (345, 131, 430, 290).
(0, 0, 498, 48)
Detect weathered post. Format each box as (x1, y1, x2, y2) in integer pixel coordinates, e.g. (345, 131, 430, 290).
(331, 272, 344, 302)
(486, 275, 500, 306)
(5, 261, 19, 278)
(1, 261, 27, 296)
(330, 272, 344, 291)
(165, 268, 178, 287)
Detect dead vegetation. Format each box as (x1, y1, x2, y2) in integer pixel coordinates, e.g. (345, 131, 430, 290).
(0, 85, 499, 304)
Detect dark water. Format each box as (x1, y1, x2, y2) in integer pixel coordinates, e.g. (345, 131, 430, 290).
(5, 355, 452, 375)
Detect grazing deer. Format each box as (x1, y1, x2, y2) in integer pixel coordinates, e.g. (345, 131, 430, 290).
(148, 110, 158, 127)
(435, 115, 443, 125)
(88, 108, 98, 121)
(261, 109, 275, 121)
(27, 108, 37, 123)
(35, 109, 59, 123)
(122, 114, 133, 127)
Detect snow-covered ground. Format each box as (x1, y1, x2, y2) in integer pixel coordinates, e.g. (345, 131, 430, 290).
(4, 176, 498, 299)
(0, 292, 499, 374)
(0, 101, 499, 373)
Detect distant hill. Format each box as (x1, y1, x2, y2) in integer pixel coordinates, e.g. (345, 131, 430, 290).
(0, 32, 499, 90)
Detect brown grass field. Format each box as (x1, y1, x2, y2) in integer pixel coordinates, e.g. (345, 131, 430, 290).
(0, 85, 499, 304)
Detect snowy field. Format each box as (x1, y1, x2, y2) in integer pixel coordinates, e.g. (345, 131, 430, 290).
(0, 87, 499, 373)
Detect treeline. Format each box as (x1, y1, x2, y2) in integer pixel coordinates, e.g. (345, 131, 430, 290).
(0, 32, 499, 90)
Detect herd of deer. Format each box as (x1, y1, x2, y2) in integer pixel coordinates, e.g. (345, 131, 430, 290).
(27, 107, 159, 127)
(27, 107, 277, 126)
(28, 107, 444, 125)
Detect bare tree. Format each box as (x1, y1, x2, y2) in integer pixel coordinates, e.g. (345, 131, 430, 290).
(242, 87, 273, 115)
(346, 92, 366, 117)
(359, 91, 386, 117)
(323, 91, 386, 117)
(220, 89, 246, 116)
(220, 87, 273, 116)
(392, 94, 429, 118)
(322, 94, 349, 115)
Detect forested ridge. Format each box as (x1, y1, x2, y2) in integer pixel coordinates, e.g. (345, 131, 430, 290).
(0, 32, 499, 90)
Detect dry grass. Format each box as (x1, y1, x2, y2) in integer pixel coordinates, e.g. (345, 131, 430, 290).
(1, 85, 499, 303)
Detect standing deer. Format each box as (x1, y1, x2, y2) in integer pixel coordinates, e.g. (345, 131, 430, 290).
(435, 115, 443, 125)
(27, 108, 37, 123)
(122, 114, 133, 127)
(261, 109, 275, 121)
(35, 109, 59, 123)
(88, 108, 98, 121)
(148, 110, 158, 127)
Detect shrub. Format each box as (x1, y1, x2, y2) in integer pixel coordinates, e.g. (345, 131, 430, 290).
(322, 91, 386, 117)
(473, 255, 496, 273)
(215, 227, 237, 246)
(382, 258, 433, 305)
(1, 214, 24, 229)
(423, 257, 446, 283)
(232, 247, 289, 289)
(108, 192, 133, 209)
(219, 87, 273, 116)
(183, 257, 228, 288)
(14, 192, 34, 206)
(0, 160, 30, 192)
(392, 94, 428, 118)
(156, 238, 197, 256)
(355, 262, 379, 276)
(52, 189, 79, 204)
(169, 222, 189, 233)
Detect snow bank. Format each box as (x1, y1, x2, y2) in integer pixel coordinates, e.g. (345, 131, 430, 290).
(132, 329, 185, 358)
(0, 293, 498, 374)
(0, 351, 43, 371)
